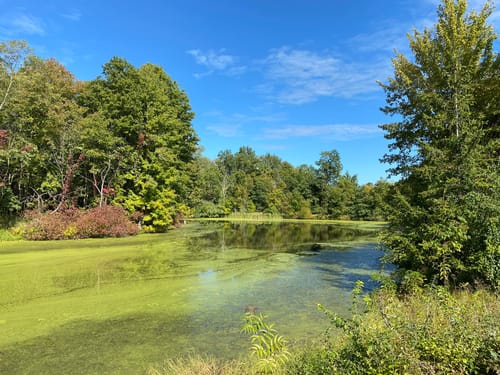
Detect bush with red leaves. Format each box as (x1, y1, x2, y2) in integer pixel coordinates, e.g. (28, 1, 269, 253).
(21, 205, 139, 240)
(22, 208, 81, 240)
(74, 205, 139, 239)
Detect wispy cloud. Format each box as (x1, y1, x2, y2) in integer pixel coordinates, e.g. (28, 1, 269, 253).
(348, 24, 409, 53)
(187, 49, 246, 78)
(61, 9, 82, 21)
(188, 49, 235, 70)
(260, 47, 390, 104)
(203, 111, 284, 137)
(262, 124, 381, 141)
(206, 124, 242, 137)
(0, 13, 45, 35)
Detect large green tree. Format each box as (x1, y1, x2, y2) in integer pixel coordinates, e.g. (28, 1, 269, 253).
(0, 40, 31, 112)
(380, 0, 499, 288)
(78, 57, 198, 231)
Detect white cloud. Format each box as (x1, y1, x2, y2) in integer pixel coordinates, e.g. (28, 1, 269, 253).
(262, 124, 381, 141)
(1, 13, 45, 35)
(260, 47, 390, 104)
(187, 49, 246, 78)
(349, 25, 409, 53)
(188, 49, 235, 70)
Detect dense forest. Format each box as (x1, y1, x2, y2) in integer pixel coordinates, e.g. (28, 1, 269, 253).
(0, 43, 390, 232)
(0, 50, 198, 232)
(191, 148, 390, 220)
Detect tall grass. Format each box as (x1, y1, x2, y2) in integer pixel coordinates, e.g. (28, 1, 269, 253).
(287, 285, 500, 374)
(147, 356, 253, 375)
(226, 212, 284, 221)
(0, 228, 20, 241)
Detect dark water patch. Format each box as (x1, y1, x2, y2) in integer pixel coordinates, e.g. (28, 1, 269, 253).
(191, 221, 376, 253)
(301, 246, 388, 292)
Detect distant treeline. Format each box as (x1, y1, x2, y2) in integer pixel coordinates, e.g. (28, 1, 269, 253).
(191, 147, 390, 220)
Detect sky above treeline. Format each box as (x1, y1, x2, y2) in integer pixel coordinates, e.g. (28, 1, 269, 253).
(1, 0, 498, 184)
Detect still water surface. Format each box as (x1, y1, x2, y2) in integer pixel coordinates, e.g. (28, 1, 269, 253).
(0, 221, 384, 374)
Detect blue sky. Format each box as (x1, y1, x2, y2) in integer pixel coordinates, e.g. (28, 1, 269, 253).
(1, 0, 498, 184)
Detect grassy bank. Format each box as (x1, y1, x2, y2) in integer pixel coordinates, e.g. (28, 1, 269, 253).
(191, 217, 387, 237)
(192, 215, 386, 227)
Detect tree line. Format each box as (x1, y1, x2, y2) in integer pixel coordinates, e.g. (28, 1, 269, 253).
(191, 147, 390, 220)
(0, 43, 389, 232)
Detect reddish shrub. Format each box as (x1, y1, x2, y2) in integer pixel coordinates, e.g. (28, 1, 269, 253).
(22, 208, 81, 240)
(0, 129, 8, 149)
(75, 205, 139, 238)
(21, 205, 139, 240)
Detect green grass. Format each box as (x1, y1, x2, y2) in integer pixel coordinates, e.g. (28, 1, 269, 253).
(192, 216, 386, 228)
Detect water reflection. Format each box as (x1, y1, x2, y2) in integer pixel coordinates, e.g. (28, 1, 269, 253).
(187, 221, 376, 253)
(87, 222, 384, 288)
(179, 221, 385, 349)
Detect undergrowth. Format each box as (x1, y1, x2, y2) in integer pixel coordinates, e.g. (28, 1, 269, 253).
(151, 283, 500, 374)
(287, 282, 500, 374)
(16, 205, 139, 240)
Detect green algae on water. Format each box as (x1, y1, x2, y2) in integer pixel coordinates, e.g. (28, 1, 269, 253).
(0, 221, 383, 375)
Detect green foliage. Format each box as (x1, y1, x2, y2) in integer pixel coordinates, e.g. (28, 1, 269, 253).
(316, 150, 342, 186)
(192, 148, 390, 221)
(0, 40, 31, 112)
(0, 228, 20, 241)
(1, 44, 199, 233)
(288, 283, 500, 375)
(80, 57, 198, 232)
(380, 0, 500, 289)
(241, 312, 291, 374)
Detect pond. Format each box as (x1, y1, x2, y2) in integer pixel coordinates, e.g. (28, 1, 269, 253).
(0, 221, 385, 375)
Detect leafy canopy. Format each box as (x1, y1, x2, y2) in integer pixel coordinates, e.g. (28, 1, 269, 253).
(380, 0, 499, 288)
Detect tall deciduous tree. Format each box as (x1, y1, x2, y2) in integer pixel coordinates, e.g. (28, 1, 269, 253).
(380, 0, 499, 288)
(79, 57, 198, 231)
(0, 41, 31, 219)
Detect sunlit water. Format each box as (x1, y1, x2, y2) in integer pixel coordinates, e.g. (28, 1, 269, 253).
(0, 221, 385, 374)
